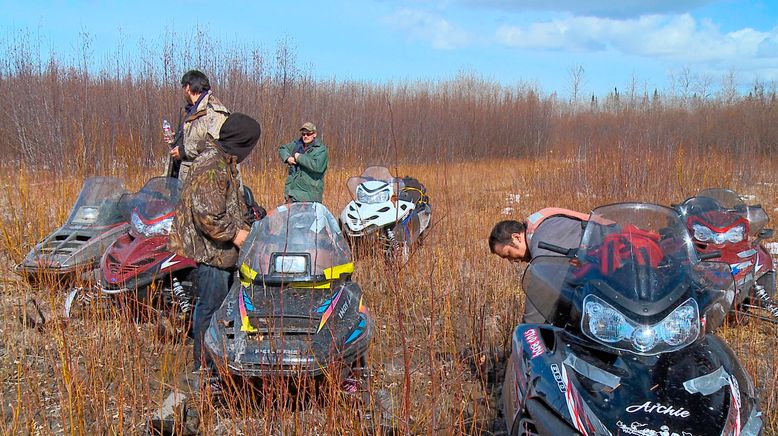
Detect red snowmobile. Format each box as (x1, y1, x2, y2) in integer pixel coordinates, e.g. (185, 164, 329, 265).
(676, 188, 778, 323)
(64, 177, 196, 321)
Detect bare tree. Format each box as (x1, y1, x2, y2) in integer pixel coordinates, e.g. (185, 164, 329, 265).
(567, 64, 586, 108)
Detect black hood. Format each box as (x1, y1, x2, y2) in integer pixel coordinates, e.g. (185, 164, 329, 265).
(217, 113, 261, 163)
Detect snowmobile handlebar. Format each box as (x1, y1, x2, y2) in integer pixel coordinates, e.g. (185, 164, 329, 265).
(537, 241, 577, 257)
(698, 250, 722, 260)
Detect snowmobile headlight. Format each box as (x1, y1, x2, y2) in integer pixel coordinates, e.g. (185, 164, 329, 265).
(693, 223, 745, 244)
(584, 299, 629, 343)
(657, 300, 699, 346)
(715, 224, 745, 244)
(71, 206, 100, 225)
(274, 255, 308, 274)
(356, 185, 391, 204)
(692, 224, 715, 242)
(582, 295, 700, 355)
(131, 211, 173, 237)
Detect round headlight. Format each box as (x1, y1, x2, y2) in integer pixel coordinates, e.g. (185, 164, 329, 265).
(632, 327, 657, 352)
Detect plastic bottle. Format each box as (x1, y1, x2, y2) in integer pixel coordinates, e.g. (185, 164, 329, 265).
(162, 119, 175, 144)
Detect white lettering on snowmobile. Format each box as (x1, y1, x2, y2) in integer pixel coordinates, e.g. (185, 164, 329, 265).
(337, 298, 350, 319)
(523, 328, 544, 359)
(550, 363, 565, 392)
(625, 401, 690, 418)
(616, 420, 692, 436)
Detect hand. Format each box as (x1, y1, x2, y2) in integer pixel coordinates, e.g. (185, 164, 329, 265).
(286, 156, 297, 165)
(170, 146, 181, 160)
(233, 229, 249, 248)
(294, 152, 301, 160)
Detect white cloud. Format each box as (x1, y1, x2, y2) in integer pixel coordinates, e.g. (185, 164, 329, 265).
(382, 8, 472, 49)
(495, 14, 778, 64)
(461, 0, 717, 19)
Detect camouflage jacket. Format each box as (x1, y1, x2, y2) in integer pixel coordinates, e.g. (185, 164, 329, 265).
(178, 93, 230, 182)
(169, 144, 248, 269)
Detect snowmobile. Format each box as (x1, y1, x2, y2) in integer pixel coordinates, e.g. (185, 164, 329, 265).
(64, 176, 197, 321)
(205, 202, 373, 382)
(502, 203, 763, 435)
(17, 176, 129, 287)
(676, 188, 777, 324)
(340, 165, 431, 260)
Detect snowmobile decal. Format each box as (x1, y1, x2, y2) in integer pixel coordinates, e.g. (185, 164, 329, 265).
(239, 262, 258, 287)
(346, 296, 369, 344)
(317, 287, 344, 333)
(323, 262, 354, 280)
(239, 288, 257, 333)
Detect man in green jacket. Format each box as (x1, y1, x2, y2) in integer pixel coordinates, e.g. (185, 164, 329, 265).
(279, 122, 329, 202)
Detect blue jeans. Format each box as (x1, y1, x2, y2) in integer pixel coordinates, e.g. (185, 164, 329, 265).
(192, 264, 233, 371)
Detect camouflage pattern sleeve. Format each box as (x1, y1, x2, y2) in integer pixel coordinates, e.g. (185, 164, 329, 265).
(190, 163, 239, 243)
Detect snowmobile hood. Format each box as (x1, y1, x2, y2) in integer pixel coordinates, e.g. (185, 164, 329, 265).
(512, 325, 762, 435)
(205, 279, 372, 377)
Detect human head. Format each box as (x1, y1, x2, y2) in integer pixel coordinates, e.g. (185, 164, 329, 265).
(217, 113, 261, 163)
(300, 122, 317, 145)
(180, 70, 211, 103)
(489, 220, 529, 262)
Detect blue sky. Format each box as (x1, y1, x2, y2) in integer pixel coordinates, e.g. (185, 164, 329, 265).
(2, 0, 777, 96)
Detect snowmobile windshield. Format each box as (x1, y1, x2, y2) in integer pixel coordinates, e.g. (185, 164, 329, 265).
(65, 176, 128, 227)
(346, 165, 402, 202)
(239, 202, 352, 284)
(118, 177, 181, 222)
(680, 189, 758, 239)
(695, 188, 769, 236)
(576, 203, 700, 305)
(523, 203, 734, 354)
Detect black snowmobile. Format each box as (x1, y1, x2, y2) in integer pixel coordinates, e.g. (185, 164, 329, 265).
(205, 201, 373, 381)
(502, 203, 763, 435)
(17, 176, 129, 286)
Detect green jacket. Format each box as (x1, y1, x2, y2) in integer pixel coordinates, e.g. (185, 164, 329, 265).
(278, 137, 328, 202)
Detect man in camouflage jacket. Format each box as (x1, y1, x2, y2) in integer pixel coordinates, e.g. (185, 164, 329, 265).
(169, 113, 261, 375)
(279, 121, 329, 202)
(170, 70, 230, 182)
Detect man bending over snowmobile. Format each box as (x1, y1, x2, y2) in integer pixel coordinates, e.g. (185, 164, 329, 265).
(489, 208, 589, 323)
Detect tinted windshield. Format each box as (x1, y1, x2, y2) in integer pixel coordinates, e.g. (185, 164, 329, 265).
(346, 166, 402, 199)
(523, 204, 720, 324)
(240, 202, 352, 278)
(65, 176, 127, 227)
(117, 177, 181, 221)
(681, 189, 766, 237)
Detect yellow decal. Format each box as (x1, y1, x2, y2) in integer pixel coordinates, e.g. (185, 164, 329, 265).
(239, 262, 258, 287)
(323, 262, 354, 280)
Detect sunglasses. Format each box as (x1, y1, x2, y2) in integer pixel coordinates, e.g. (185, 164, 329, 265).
(301, 131, 315, 137)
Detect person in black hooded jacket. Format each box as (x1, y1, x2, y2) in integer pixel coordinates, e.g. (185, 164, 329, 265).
(169, 113, 261, 386)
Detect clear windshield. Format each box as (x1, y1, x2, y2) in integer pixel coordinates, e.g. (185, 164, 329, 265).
(240, 202, 352, 278)
(523, 204, 729, 323)
(65, 176, 128, 227)
(117, 177, 181, 221)
(346, 166, 402, 200)
(681, 188, 765, 236)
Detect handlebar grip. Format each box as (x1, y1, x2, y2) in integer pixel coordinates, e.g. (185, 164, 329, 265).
(538, 241, 575, 256)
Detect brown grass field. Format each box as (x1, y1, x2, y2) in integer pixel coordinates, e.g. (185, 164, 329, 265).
(0, 156, 777, 434)
(0, 32, 777, 434)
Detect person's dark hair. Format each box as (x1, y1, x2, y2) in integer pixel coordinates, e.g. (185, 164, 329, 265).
(180, 70, 211, 94)
(489, 220, 525, 253)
